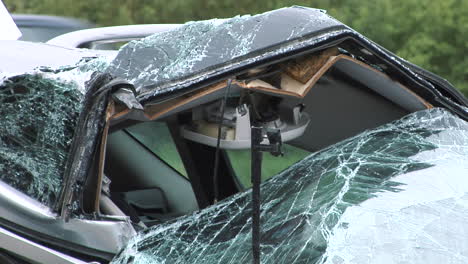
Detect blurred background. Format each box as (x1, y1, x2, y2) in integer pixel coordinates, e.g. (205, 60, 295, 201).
(4, 0, 468, 97)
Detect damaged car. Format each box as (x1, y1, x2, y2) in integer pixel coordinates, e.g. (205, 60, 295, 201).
(1, 6, 468, 264)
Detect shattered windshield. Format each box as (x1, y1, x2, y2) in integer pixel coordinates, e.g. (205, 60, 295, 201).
(106, 7, 341, 99)
(0, 58, 109, 207)
(0, 74, 82, 207)
(112, 108, 468, 264)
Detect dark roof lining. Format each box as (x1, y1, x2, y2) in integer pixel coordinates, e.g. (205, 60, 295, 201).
(289, 72, 410, 151)
(332, 59, 430, 112)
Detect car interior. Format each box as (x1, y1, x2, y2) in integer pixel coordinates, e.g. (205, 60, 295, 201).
(94, 46, 432, 228)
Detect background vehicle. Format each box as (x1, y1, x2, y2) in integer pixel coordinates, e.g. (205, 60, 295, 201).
(12, 14, 92, 42)
(46, 24, 180, 49)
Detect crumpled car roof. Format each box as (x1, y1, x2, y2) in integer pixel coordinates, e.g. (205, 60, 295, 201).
(105, 6, 467, 115)
(106, 7, 340, 100)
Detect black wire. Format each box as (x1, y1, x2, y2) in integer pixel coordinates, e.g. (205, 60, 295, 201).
(212, 79, 233, 203)
(251, 127, 262, 264)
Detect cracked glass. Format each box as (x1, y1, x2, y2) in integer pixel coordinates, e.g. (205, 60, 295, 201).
(0, 73, 83, 207)
(0, 54, 111, 207)
(112, 108, 468, 264)
(106, 7, 341, 100)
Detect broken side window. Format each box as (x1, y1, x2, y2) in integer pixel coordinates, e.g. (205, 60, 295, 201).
(0, 74, 83, 207)
(111, 108, 468, 264)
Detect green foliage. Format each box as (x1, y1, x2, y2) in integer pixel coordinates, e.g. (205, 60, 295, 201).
(331, 0, 468, 98)
(4, 0, 467, 97)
